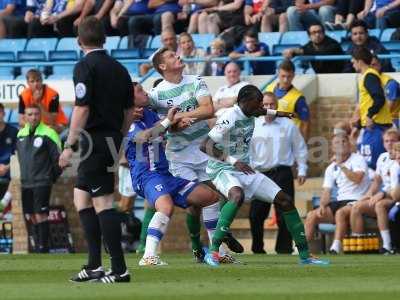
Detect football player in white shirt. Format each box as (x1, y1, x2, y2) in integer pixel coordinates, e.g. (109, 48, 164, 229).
(304, 133, 370, 254)
(350, 128, 400, 254)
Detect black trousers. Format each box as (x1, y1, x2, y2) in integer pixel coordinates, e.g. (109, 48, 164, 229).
(249, 166, 294, 253)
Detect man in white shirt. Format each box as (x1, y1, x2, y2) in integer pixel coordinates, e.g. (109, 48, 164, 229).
(213, 62, 249, 113)
(350, 128, 399, 254)
(305, 133, 370, 254)
(249, 92, 308, 254)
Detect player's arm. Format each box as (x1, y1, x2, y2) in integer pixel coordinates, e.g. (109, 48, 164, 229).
(338, 165, 365, 184)
(317, 188, 331, 217)
(176, 95, 214, 121)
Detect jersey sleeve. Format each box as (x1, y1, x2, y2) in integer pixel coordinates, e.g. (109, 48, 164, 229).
(73, 61, 93, 106)
(48, 94, 60, 113)
(194, 76, 211, 100)
(18, 95, 25, 114)
(385, 79, 400, 102)
(294, 96, 310, 121)
(351, 154, 368, 173)
(208, 111, 235, 144)
(127, 122, 144, 142)
(148, 88, 159, 109)
(390, 163, 400, 189)
(322, 164, 335, 189)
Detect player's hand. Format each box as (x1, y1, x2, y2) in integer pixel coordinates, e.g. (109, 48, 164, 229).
(167, 107, 179, 123)
(297, 176, 306, 185)
(132, 107, 144, 121)
(233, 161, 255, 174)
(59, 148, 73, 169)
(283, 48, 294, 58)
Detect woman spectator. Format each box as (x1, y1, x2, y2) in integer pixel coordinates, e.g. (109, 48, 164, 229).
(177, 32, 207, 75)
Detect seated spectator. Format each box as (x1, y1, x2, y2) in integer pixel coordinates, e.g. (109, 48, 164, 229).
(370, 55, 400, 128)
(283, 22, 344, 73)
(110, 0, 154, 36)
(73, 0, 115, 34)
(18, 69, 68, 134)
(179, 0, 218, 34)
(305, 133, 370, 254)
(24, 0, 58, 37)
(286, 0, 335, 31)
(139, 29, 177, 76)
(229, 30, 275, 75)
(358, 0, 400, 30)
(264, 59, 310, 139)
(0, 0, 26, 38)
(212, 61, 249, 112)
(204, 38, 227, 76)
(325, 0, 364, 31)
(177, 32, 207, 75)
(203, 0, 245, 35)
(245, 0, 290, 32)
(350, 128, 399, 255)
(148, 0, 185, 35)
(343, 20, 394, 72)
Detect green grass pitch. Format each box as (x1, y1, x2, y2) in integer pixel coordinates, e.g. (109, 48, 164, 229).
(0, 254, 399, 300)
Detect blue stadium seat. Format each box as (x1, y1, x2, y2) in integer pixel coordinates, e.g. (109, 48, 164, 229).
(119, 36, 128, 49)
(341, 41, 351, 51)
(0, 66, 15, 79)
(49, 50, 78, 61)
(149, 35, 162, 49)
(382, 41, 400, 51)
(143, 48, 157, 58)
(104, 36, 121, 53)
(0, 52, 15, 62)
(258, 32, 281, 54)
(56, 37, 80, 57)
(111, 49, 141, 60)
(8, 109, 19, 128)
(17, 51, 46, 62)
(191, 34, 215, 49)
(4, 108, 11, 122)
(120, 62, 139, 77)
(25, 38, 58, 59)
(381, 28, 396, 42)
(272, 44, 301, 55)
(0, 39, 27, 56)
(368, 28, 381, 39)
(62, 105, 73, 120)
(281, 31, 308, 45)
(49, 65, 74, 79)
(326, 30, 346, 43)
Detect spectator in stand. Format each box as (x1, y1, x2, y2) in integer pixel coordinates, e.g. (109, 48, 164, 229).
(0, 0, 26, 38)
(343, 20, 394, 73)
(0, 103, 18, 220)
(245, 0, 291, 32)
(18, 69, 68, 134)
(283, 22, 344, 73)
(139, 29, 177, 76)
(177, 32, 207, 75)
(286, 0, 335, 31)
(204, 38, 227, 76)
(212, 61, 249, 112)
(148, 0, 186, 35)
(325, 0, 365, 31)
(350, 128, 399, 255)
(17, 104, 62, 253)
(24, 0, 57, 37)
(203, 0, 245, 35)
(264, 59, 310, 139)
(305, 133, 370, 254)
(358, 0, 400, 29)
(229, 30, 275, 75)
(110, 0, 154, 36)
(73, 0, 115, 34)
(179, 0, 218, 34)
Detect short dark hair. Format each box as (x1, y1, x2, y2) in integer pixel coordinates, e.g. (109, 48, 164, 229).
(237, 85, 263, 105)
(153, 78, 163, 88)
(349, 19, 368, 33)
(278, 59, 295, 73)
(307, 22, 324, 35)
(352, 46, 373, 64)
(244, 30, 258, 40)
(78, 16, 106, 47)
(0, 103, 4, 112)
(26, 69, 42, 81)
(263, 91, 277, 100)
(152, 47, 169, 75)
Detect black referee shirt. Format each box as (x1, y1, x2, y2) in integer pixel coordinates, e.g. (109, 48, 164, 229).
(73, 49, 133, 132)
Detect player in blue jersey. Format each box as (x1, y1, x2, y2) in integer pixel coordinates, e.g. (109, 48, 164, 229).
(126, 89, 221, 266)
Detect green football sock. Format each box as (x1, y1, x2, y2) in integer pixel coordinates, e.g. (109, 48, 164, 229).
(138, 207, 156, 249)
(283, 209, 309, 260)
(219, 197, 227, 211)
(210, 201, 239, 252)
(186, 213, 202, 251)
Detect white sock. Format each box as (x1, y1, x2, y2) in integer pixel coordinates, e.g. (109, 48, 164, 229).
(144, 212, 170, 258)
(380, 230, 392, 250)
(202, 202, 227, 256)
(0, 191, 12, 207)
(330, 239, 341, 253)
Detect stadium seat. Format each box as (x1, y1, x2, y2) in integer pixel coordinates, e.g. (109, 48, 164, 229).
(272, 44, 301, 55)
(191, 34, 215, 49)
(149, 35, 162, 49)
(17, 51, 46, 62)
(62, 105, 73, 120)
(341, 41, 351, 51)
(104, 36, 121, 53)
(382, 41, 400, 51)
(380, 28, 396, 42)
(25, 38, 58, 59)
(8, 109, 19, 128)
(56, 37, 80, 57)
(4, 108, 11, 122)
(111, 49, 141, 60)
(258, 32, 281, 55)
(120, 62, 139, 77)
(281, 31, 308, 45)
(0, 52, 15, 62)
(49, 50, 78, 61)
(0, 38, 27, 56)
(325, 30, 346, 43)
(49, 65, 75, 79)
(119, 36, 128, 49)
(0, 66, 15, 79)
(142, 48, 157, 58)
(368, 28, 381, 40)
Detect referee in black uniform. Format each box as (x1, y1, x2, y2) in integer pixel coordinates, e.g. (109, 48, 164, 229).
(59, 17, 134, 283)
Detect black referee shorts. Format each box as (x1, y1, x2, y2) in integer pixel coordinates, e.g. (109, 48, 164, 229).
(0, 181, 10, 199)
(21, 186, 52, 215)
(328, 200, 355, 216)
(76, 130, 122, 197)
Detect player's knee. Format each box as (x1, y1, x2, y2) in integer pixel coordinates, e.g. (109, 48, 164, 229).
(274, 191, 294, 212)
(228, 187, 245, 206)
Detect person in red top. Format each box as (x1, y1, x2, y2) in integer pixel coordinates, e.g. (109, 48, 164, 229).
(18, 69, 68, 133)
